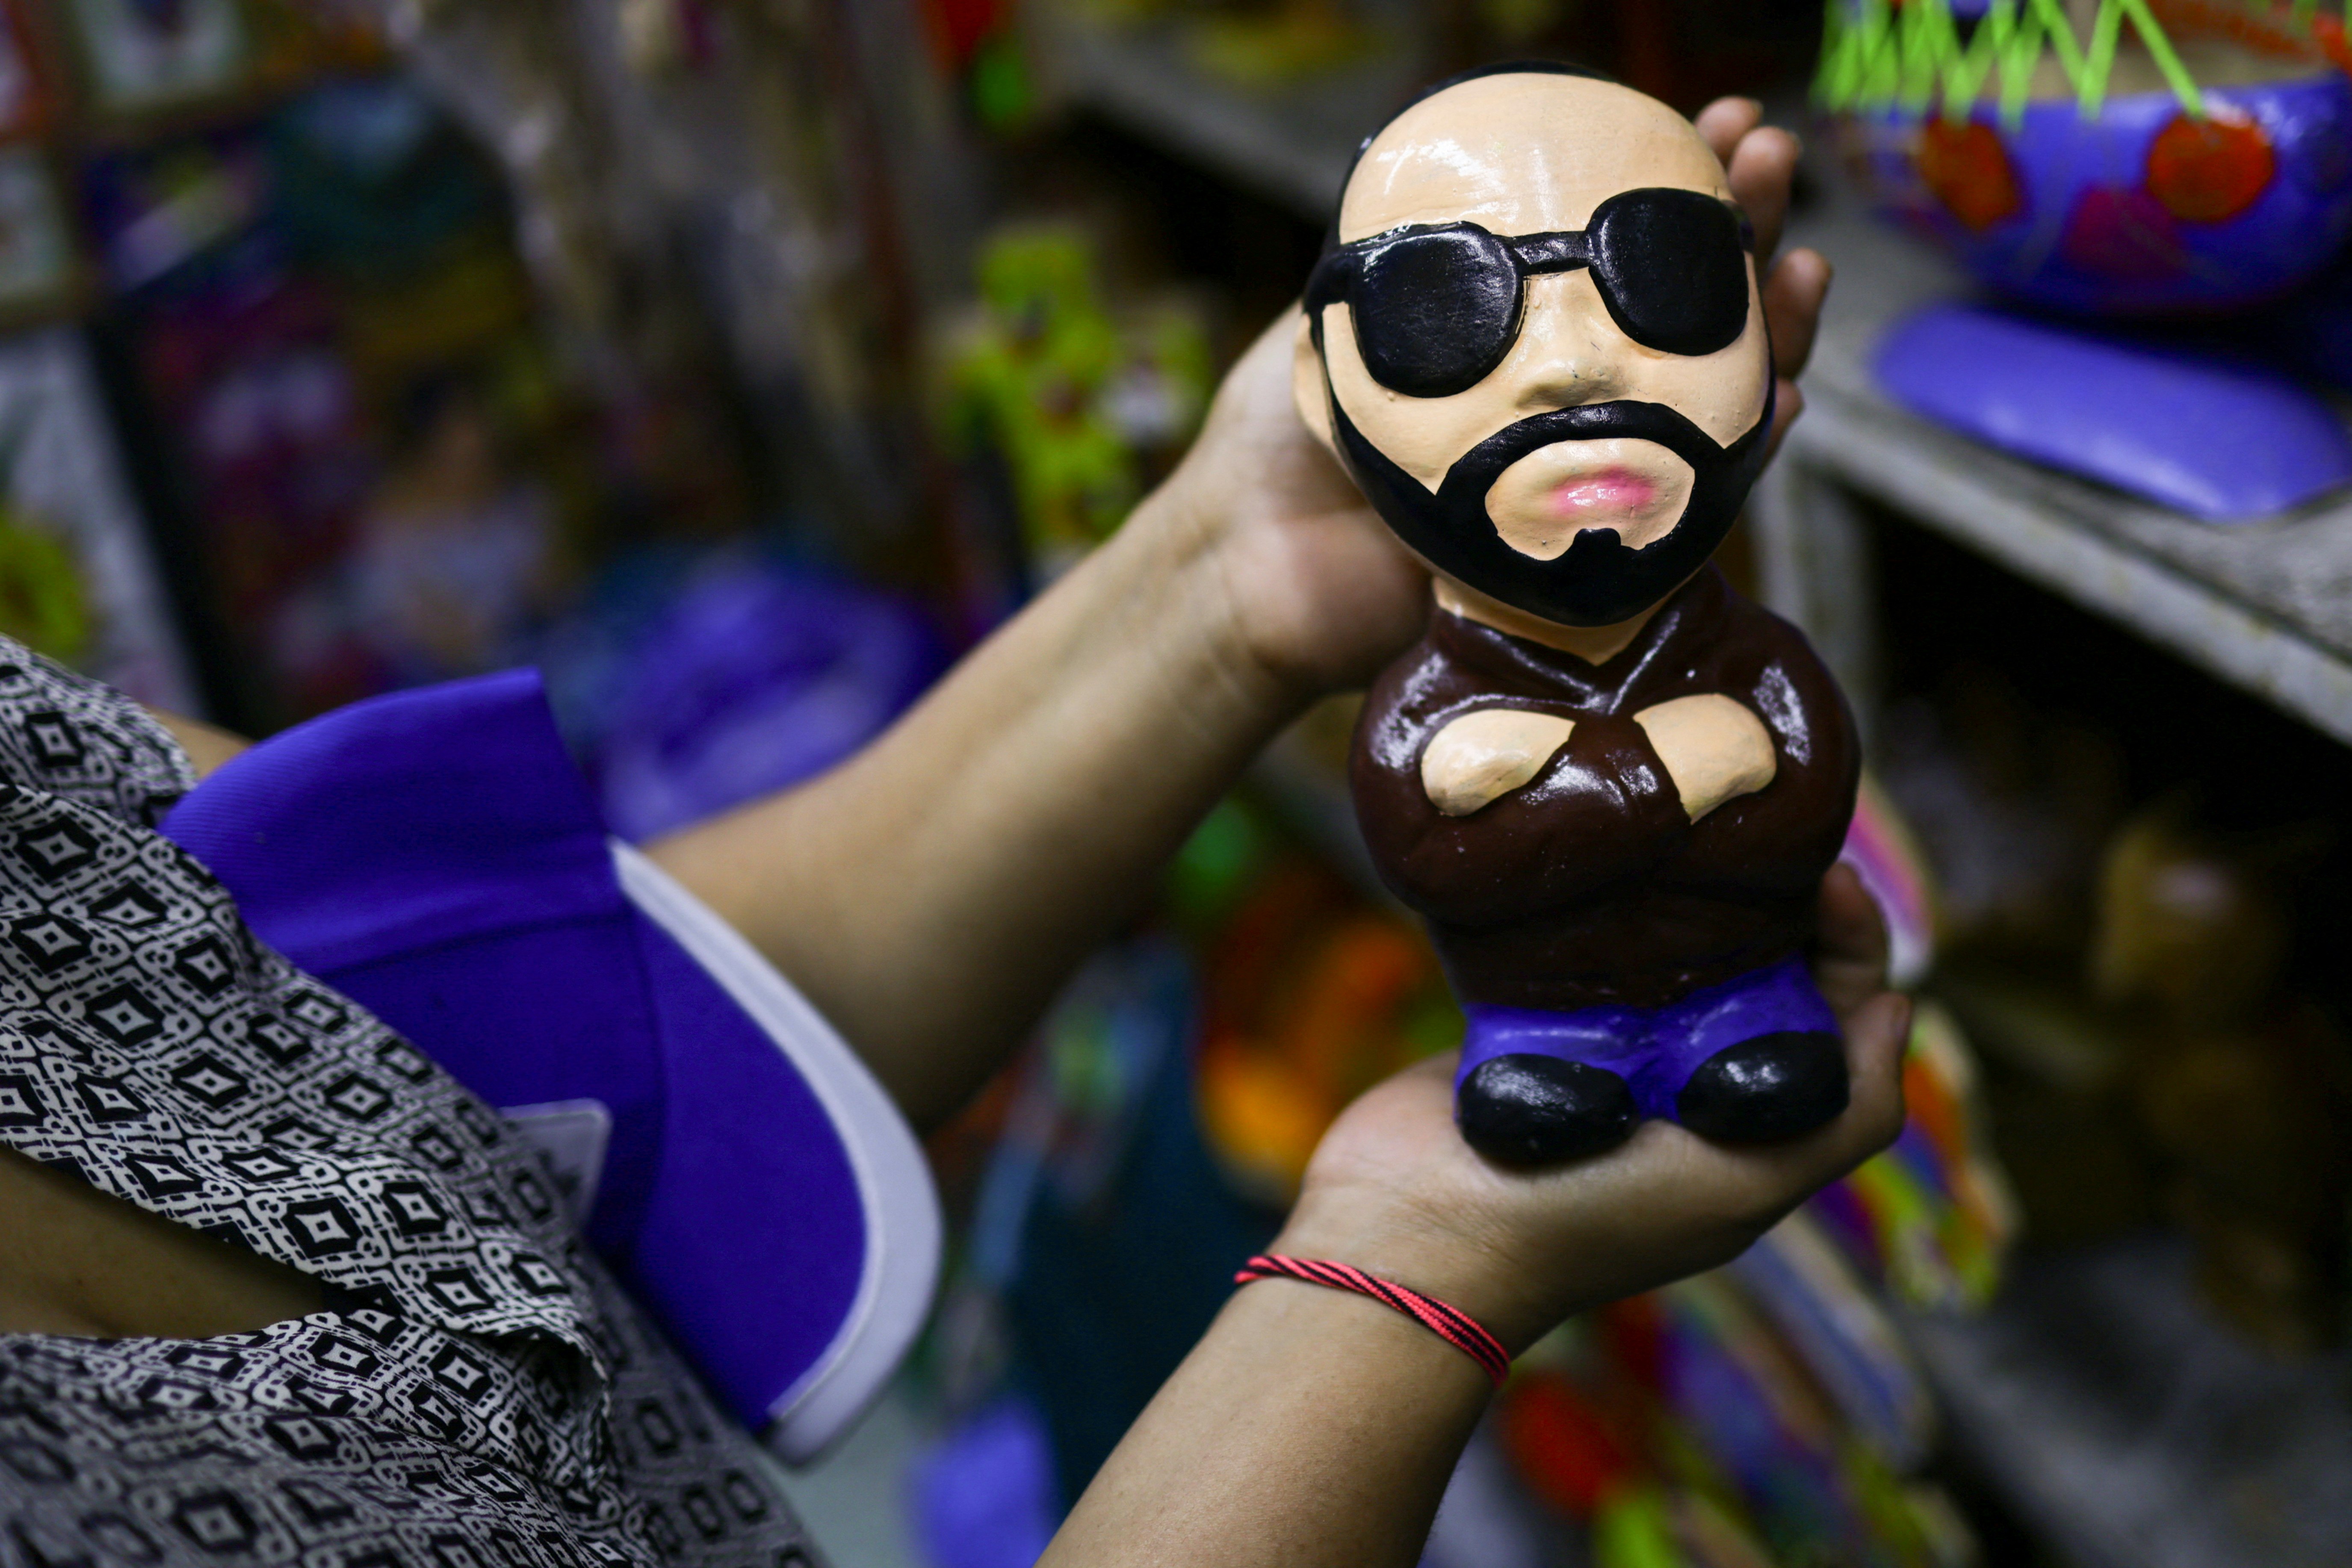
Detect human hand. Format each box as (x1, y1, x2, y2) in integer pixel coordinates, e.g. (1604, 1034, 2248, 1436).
(1693, 97, 1832, 463)
(1154, 312, 1430, 699)
(1267, 863, 1906, 1356)
(1159, 98, 1832, 708)
(1632, 692, 1777, 822)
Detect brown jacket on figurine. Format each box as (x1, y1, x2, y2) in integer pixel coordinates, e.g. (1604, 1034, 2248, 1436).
(1295, 63, 1861, 1163)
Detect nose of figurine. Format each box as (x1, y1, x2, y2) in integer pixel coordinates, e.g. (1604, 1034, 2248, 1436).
(1510, 271, 1633, 415)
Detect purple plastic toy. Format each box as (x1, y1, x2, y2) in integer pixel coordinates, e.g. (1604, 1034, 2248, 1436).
(1848, 73, 2352, 317)
(1876, 303, 2352, 519)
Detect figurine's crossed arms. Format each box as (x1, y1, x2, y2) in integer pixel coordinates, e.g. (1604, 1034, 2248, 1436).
(1420, 695, 1776, 822)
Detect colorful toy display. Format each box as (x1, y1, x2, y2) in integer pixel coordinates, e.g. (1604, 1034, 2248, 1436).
(940, 224, 1212, 586)
(0, 149, 78, 321)
(1299, 65, 1862, 1164)
(0, 330, 195, 709)
(80, 72, 588, 725)
(1191, 847, 1457, 1201)
(1823, 0, 2352, 517)
(1500, 1278, 1976, 1568)
(1822, 0, 2352, 313)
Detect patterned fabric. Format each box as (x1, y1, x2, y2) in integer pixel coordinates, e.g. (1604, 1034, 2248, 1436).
(0, 646, 821, 1568)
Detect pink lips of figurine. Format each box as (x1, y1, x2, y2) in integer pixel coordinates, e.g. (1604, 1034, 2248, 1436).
(1549, 467, 1658, 520)
(1483, 437, 1695, 559)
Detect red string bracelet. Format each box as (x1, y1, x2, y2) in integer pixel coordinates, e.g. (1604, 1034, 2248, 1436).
(1233, 1254, 1510, 1388)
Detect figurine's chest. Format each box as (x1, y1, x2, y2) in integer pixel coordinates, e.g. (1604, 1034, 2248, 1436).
(1372, 636, 1731, 750)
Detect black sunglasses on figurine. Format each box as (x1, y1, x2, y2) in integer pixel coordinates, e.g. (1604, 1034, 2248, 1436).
(1306, 186, 1757, 398)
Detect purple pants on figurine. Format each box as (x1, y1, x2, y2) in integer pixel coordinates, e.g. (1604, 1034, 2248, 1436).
(1453, 957, 1847, 1161)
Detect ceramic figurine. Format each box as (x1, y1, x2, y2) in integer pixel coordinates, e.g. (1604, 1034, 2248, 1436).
(1295, 63, 1861, 1164)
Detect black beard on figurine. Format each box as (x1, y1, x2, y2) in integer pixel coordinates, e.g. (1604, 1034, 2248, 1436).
(1321, 375, 1775, 629)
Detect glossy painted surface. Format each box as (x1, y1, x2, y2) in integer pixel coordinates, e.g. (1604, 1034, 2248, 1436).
(1297, 71, 1773, 629)
(1630, 692, 1778, 821)
(1348, 569, 1859, 1015)
(1456, 957, 1840, 1124)
(1420, 706, 1577, 817)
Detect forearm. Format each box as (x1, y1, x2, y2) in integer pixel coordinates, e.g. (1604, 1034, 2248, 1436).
(647, 490, 1305, 1128)
(1039, 1275, 1489, 1568)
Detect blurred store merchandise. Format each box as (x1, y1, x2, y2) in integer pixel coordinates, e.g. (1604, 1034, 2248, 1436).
(63, 0, 257, 119)
(539, 546, 948, 842)
(1502, 1280, 1978, 1568)
(1434, 0, 1826, 109)
(2090, 800, 2350, 1354)
(1860, 649, 2352, 1353)
(1822, 0, 2352, 518)
(1020, 0, 1423, 218)
(1190, 838, 1456, 1202)
(0, 0, 1002, 715)
(0, 328, 194, 708)
(1764, 133, 2352, 1554)
(0, 149, 77, 323)
(0, 4, 52, 142)
(364, 0, 971, 556)
(1910, 1232, 2352, 1568)
(1843, 771, 1938, 989)
(911, 1394, 1060, 1568)
(936, 221, 1210, 590)
(81, 74, 575, 724)
(1022, 0, 1829, 227)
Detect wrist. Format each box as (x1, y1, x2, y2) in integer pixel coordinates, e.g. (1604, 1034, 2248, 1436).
(1220, 1257, 1496, 1405)
(1134, 432, 1430, 709)
(1123, 476, 1325, 721)
(1268, 1206, 1563, 1361)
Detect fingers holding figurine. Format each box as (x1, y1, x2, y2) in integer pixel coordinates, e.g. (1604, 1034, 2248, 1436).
(1276, 866, 1908, 1359)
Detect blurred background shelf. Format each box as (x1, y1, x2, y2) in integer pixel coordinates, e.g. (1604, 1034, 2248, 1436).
(1906, 1234, 2352, 1568)
(1022, 1, 1422, 221)
(1756, 202, 2352, 751)
(1758, 183, 2352, 1568)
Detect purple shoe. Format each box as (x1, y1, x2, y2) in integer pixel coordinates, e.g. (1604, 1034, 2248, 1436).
(162, 670, 940, 1462)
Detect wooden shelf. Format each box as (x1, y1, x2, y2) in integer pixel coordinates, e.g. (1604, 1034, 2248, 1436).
(1755, 201, 2352, 750)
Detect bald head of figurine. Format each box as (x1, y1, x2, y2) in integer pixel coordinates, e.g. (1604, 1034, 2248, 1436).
(1294, 66, 1774, 629)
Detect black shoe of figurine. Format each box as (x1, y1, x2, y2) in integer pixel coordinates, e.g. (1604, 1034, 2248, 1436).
(1456, 1054, 1639, 1165)
(1675, 1031, 1849, 1143)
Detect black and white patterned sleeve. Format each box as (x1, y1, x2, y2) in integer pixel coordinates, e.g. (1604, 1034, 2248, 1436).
(0, 637, 199, 827)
